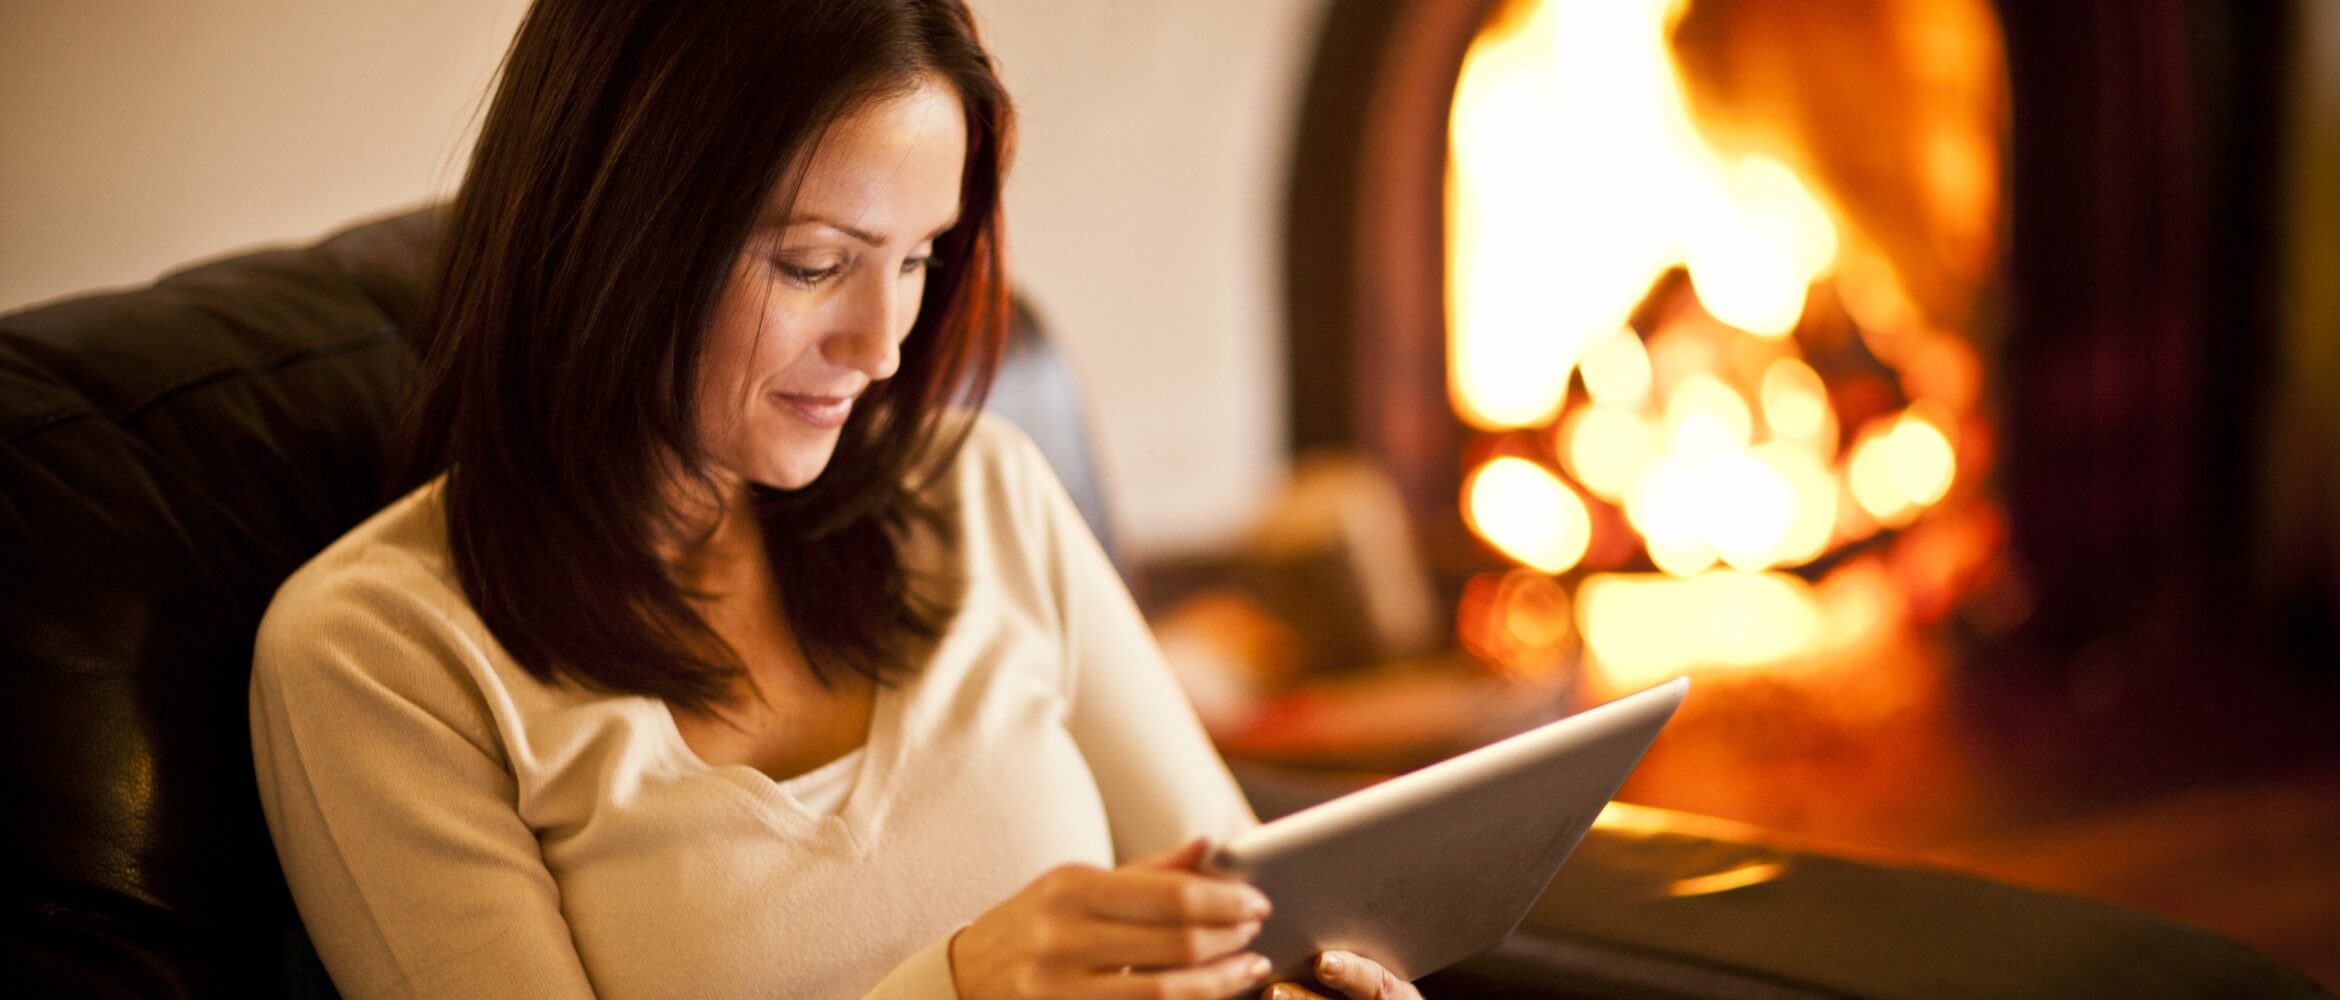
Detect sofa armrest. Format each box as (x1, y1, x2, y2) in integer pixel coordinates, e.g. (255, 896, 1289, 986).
(1231, 766, 2329, 999)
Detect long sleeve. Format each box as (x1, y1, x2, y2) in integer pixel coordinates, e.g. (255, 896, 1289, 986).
(1006, 431, 1260, 862)
(856, 934, 960, 999)
(250, 572, 598, 1000)
(249, 427, 1249, 1000)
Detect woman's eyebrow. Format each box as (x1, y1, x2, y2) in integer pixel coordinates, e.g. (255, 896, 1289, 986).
(767, 212, 883, 246)
(761, 212, 962, 245)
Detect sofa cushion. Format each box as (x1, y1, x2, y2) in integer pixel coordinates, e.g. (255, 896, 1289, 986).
(2, 208, 440, 995)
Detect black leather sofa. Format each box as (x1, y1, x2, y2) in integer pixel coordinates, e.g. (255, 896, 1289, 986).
(4, 209, 2327, 998)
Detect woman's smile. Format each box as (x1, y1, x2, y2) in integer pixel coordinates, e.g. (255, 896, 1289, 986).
(772, 390, 858, 429)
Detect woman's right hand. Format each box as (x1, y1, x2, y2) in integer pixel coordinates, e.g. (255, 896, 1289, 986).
(949, 838, 1275, 999)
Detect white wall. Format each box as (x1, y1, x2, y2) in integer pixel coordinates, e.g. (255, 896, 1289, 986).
(0, 0, 1324, 557)
(970, 0, 1324, 555)
(0, 1, 531, 307)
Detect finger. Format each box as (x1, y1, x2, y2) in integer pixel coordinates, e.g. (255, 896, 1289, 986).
(1263, 984, 1334, 1000)
(1069, 917, 1262, 969)
(1315, 951, 1417, 1000)
(1083, 867, 1272, 925)
(1091, 949, 1272, 1000)
(1128, 836, 1211, 872)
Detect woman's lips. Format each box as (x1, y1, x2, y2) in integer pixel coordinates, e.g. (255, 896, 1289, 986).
(773, 392, 856, 429)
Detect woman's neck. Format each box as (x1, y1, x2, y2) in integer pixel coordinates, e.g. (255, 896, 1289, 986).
(661, 474, 765, 597)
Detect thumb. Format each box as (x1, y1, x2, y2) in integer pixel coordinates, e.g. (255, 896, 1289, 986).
(1127, 836, 1210, 872)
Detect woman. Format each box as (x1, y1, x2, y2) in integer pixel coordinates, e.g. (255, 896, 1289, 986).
(249, 2, 1419, 998)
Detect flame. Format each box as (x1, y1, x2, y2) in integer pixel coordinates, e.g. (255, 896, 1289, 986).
(1447, 0, 1993, 682)
(1558, 405, 1657, 502)
(1579, 327, 1655, 409)
(1755, 441, 1838, 566)
(1448, 0, 1845, 434)
(1759, 358, 1832, 449)
(1663, 374, 1754, 458)
(1578, 570, 1824, 689)
(1450, 0, 1865, 582)
(1847, 408, 1956, 526)
(1465, 457, 1594, 574)
(1684, 155, 1838, 337)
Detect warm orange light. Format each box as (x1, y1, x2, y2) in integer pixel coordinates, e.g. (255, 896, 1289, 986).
(1702, 450, 1797, 571)
(1465, 457, 1594, 574)
(1759, 357, 1831, 446)
(1457, 569, 1578, 676)
(1560, 405, 1658, 502)
(1755, 441, 1837, 567)
(1887, 411, 1957, 507)
(1499, 571, 1575, 655)
(1837, 251, 1921, 363)
(1624, 456, 1718, 576)
(1664, 374, 1753, 458)
(1578, 570, 1824, 688)
(1447, 0, 2002, 686)
(1666, 861, 1788, 898)
(1846, 410, 1957, 526)
(1847, 422, 1918, 527)
(1684, 155, 1837, 337)
(1448, 0, 1845, 424)
(1447, 0, 1666, 429)
(1579, 327, 1655, 409)
(1815, 556, 1903, 656)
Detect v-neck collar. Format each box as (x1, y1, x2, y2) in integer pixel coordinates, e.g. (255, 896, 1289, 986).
(652, 676, 910, 857)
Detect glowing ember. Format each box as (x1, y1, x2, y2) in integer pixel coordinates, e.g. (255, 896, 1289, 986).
(1759, 358, 1832, 447)
(1578, 327, 1655, 409)
(1558, 405, 1656, 502)
(1464, 456, 1593, 575)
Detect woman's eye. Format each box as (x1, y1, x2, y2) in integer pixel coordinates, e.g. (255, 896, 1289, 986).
(774, 259, 842, 288)
(899, 256, 934, 277)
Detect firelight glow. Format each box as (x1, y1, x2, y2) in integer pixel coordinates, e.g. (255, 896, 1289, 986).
(1465, 457, 1594, 575)
(1446, 0, 1993, 683)
(1848, 410, 1957, 527)
(1447, 0, 1843, 432)
(1577, 571, 1823, 689)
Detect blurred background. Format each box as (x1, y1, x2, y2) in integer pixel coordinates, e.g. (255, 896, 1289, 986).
(4, 0, 2335, 985)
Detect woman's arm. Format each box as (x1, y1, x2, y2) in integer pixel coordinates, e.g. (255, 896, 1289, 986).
(999, 426, 1425, 1000)
(250, 573, 598, 999)
(1005, 429, 1259, 860)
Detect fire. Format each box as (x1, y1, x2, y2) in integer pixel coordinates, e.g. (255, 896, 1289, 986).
(1464, 457, 1593, 575)
(1576, 571, 1822, 686)
(1447, 0, 1998, 688)
(1447, 0, 1842, 422)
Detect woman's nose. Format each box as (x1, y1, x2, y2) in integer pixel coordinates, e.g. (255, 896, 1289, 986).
(826, 274, 908, 380)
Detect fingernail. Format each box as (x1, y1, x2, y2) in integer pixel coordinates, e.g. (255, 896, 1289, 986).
(1243, 888, 1273, 918)
(1265, 984, 1298, 1000)
(1248, 954, 1273, 980)
(1319, 951, 1344, 976)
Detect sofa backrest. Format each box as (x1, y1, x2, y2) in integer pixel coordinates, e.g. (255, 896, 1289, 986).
(0, 206, 1116, 997)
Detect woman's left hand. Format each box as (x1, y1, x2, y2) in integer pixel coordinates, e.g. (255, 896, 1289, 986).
(1261, 950, 1422, 1000)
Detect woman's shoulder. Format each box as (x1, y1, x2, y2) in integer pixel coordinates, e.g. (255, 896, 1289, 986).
(953, 408, 1046, 469)
(935, 410, 1061, 506)
(249, 479, 528, 779)
(254, 481, 474, 681)
(275, 480, 458, 603)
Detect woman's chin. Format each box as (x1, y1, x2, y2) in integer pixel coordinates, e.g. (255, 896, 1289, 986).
(748, 446, 840, 491)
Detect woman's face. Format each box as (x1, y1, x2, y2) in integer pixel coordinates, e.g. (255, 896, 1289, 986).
(697, 73, 969, 493)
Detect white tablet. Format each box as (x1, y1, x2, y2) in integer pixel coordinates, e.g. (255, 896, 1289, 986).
(1203, 677, 1689, 984)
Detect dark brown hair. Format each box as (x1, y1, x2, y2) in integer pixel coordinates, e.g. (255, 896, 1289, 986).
(397, 0, 1013, 712)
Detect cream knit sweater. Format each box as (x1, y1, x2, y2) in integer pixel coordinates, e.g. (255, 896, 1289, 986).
(250, 415, 1257, 999)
